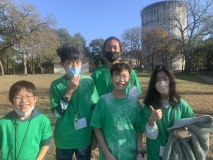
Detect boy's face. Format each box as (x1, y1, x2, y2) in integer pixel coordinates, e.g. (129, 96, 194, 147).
(111, 69, 130, 91)
(60, 59, 82, 68)
(13, 88, 37, 113)
(105, 39, 121, 53)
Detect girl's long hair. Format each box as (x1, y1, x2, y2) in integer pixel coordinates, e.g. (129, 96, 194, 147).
(143, 65, 180, 110)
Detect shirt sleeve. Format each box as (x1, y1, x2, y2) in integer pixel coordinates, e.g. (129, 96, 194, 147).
(145, 123, 159, 140)
(0, 122, 2, 148)
(129, 69, 142, 95)
(52, 99, 69, 118)
(91, 81, 99, 110)
(40, 137, 51, 147)
(49, 82, 61, 110)
(90, 100, 103, 129)
(91, 71, 97, 85)
(41, 116, 52, 145)
(180, 99, 195, 118)
(134, 101, 143, 132)
(141, 104, 152, 132)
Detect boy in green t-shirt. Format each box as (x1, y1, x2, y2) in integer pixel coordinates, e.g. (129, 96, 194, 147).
(49, 46, 99, 160)
(0, 80, 52, 160)
(91, 63, 144, 160)
(91, 36, 142, 97)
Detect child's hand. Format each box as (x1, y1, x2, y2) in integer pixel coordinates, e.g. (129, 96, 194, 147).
(173, 127, 188, 138)
(105, 152, 116, 160)
(148, 105, 162, 126)
(68, 75, 80, 90)
(65, 75, 80, 97)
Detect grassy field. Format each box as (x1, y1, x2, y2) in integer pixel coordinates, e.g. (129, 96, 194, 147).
(0, 71, 213, 159)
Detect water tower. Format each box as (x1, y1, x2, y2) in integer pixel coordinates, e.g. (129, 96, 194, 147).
(141, 0, 187, 70)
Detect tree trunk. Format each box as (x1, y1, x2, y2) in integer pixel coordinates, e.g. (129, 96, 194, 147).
(147, 48, 150, 71)
(20, 43, 27, 75)
(32, 52, 35, 74)
(23, 52, 27, 75)
(0, 60, 4, 75)
(207, 57, 210, 71)
(7, 55, 9, 74)
(183, 48, 190, 72)
(184, 55, 190, 72)
(151, 54, 154, 71)
(38, 63, 43, 75)
(41, 67, 43, 75)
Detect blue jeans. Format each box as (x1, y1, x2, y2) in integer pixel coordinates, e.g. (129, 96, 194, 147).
(56, 145, 91, 160)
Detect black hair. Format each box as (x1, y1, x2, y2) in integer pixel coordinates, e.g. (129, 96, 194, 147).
(103, 36, 123, 53)
(58, 46, 83, 62)
(110, 63, 131, 76)
(143, 65, 180, 109)
(9, 80, 37, 104)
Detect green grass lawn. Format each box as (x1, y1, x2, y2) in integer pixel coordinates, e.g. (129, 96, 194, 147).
(0, 72, 213, 160)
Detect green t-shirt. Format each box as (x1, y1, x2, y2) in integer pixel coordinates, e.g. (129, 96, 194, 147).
(141, 99, 195, 160)
(90, 93, 142, 160)
(0, 109, 52, 160)
(50, 74, 99, 149)
(91, 65, 142, 97)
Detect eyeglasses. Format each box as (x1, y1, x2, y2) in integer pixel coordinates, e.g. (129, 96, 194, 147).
(113, 75, 129, 82)
(14, 95, 35, 102)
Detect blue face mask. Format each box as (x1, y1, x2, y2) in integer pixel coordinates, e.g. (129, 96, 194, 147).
(65, 67, 81, 77)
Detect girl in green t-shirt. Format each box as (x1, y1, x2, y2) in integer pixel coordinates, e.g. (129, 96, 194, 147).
(141, 65, 195, 160)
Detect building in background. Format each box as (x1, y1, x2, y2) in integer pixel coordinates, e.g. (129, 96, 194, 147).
(141, 0, 187, 70)
(53, 57, 89, 74)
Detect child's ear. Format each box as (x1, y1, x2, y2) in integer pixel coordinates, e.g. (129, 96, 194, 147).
(34, 96, 38, 101)
(60, 61, 64, 67)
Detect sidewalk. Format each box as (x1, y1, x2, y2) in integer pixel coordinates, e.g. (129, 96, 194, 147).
(192, 72, 213, 84)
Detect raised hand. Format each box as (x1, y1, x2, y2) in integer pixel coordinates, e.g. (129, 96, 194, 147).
(65, 75, 80, 98)
(67, 75, 80, 91)
(148, 105, 162, 126)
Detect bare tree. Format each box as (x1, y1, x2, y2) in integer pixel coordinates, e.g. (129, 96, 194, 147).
(166, 0, 213, 72)
(88, 38, 105, 69)
(6, 1, 55, 75)
(121, 27, 143, 69)
(34, 28, 60, 74)
(0, 0, 15, 54)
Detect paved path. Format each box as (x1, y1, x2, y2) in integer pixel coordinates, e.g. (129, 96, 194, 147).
(192, 72, 213, 84)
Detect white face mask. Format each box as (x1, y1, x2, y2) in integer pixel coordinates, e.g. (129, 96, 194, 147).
(155, 80, 170, 94)
(15, 106, 34, 117)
